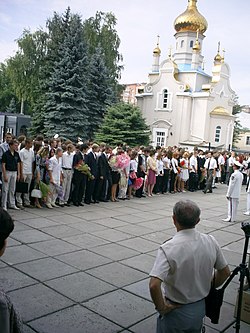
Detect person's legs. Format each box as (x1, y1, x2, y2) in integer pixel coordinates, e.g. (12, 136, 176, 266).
(227, 198, 232, 220)
(231, 198, 239, 222)
(23, 174, 32, 205)
(8, 172, 17, 207)
(1, 173, 10, 210)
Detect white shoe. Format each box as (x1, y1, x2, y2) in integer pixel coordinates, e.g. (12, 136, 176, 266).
(51, 203, 59, 208)
(243, 211, 250, 216)
(222, 217, 231, 222)
(9, 205, 20, 210)
(46, 203, 53, 209)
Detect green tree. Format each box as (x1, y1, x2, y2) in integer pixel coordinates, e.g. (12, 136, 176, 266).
(30, 8, 72, 135)
(44, 14, 89, 141)
(232, 103, 244, 148)
(83, 11, 123, 100)
(87, 45, 113, 139)
(95, 102, 150, 146)
(6, 98, 17, 113)
(7, 29, 48, 113)
(0, 63, 17, 113)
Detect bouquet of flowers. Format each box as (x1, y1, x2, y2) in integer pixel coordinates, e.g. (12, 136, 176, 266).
(108, 155, 120, 171)
(39, 181, 51, 199)
(115, 154, 130, 169)
(75, 163, 94, 180)
(180, 160, 185, 167)
(132, 177, 144, 190)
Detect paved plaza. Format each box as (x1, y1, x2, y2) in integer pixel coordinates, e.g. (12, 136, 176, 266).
(1, 184, 250, 333)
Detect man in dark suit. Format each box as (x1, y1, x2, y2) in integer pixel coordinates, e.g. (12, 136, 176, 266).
(96, 145, 112, 202)
(84, 144, 99, 204)
(71, 143, 89, 206)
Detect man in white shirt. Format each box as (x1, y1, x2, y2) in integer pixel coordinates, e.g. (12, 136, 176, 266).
(222, 161, 243, 222)
(47, 147, 63, 208)
(203, 152, 217, 194)
(188, 150, 198, 192)
(149, 200, 230, 333)
(16, 139, 34, 208)
(60, 144, 74, 206)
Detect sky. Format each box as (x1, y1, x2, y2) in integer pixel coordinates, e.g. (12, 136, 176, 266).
(0, 0, 250, 106)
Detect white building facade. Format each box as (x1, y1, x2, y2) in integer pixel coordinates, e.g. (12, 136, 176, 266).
(136, 0, 236, 150)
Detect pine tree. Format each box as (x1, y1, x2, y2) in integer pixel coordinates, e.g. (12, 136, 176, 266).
(95, 102, 150, 146)
(30, 8, 71, 135)
(6, 97, 17, 113)
(44, 14, 89, 141)
(87, 45, 113, 139)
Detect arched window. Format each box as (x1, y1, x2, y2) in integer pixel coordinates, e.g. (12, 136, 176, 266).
(162, 89, 168, 109)
(190, 40, 194, 48)
(181, 40, 184, 48)
(215, 126, 221, 143)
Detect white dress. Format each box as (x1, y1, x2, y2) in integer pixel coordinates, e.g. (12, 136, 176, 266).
(180, 158, 189, 181)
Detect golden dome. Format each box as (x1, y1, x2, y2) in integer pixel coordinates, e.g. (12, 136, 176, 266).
(174, 0, 208, 34)
(214, 53, 222, 62)
(214, 42, 222, 62)
(153, 35, 161, 56)
(153, 46, 161, 56)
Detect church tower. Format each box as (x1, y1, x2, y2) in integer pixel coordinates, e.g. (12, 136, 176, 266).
(173, 0, 207, 69)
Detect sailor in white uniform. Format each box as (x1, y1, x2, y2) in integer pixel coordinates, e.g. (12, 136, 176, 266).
(222, 161, 243, 222)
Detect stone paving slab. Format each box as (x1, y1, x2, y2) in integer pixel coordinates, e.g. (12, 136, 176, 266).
(15, 257, 78, 282)
(45, 271, 116, 302)
(1, 244, 47, 265)
(29, 305, 122, 333)
(83, 289, 154, 328)
(56, 249, 112, 271)
(16, 217, 60, 229)
(119, 254, 156, 274)
(0, 266, 37, 291)
(11, 229, 54, 243)
(86, 262, 148, 288)
(62, 233, 110, 248)
(8, 284, 74, 321)
(28, 238, 81, 256)
(90, 243, 140, 261)
(0, 184, 249, 332)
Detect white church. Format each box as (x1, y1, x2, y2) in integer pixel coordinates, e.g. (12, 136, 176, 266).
(136, 0, 236, 150)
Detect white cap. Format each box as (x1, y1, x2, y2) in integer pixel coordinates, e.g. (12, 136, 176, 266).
(234, 161, 242, 168)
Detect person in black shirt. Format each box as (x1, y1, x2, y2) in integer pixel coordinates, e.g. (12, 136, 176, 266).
(1, 140, 21, 210)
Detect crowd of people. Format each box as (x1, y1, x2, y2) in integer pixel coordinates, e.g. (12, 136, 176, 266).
(0, 132, 249, 212)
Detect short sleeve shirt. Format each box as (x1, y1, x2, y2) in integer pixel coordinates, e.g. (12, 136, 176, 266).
(150, 229, 227, 304)
(2, 150, 21, 172)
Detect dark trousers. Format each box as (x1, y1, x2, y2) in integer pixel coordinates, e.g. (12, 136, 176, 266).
(162, 169, 170, 193)
(71, 171, 86, 204)
(85, 178, 96, 203)
(189, 172, 198, 191)
(154, 175, 164, 193)
(169, 171, 177, 192)
(96, 178, 107, 200)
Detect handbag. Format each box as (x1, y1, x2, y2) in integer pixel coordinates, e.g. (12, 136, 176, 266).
(16, 181, 29, 194)
(205, 274, 225, 324)
(31, 188, 42, 198)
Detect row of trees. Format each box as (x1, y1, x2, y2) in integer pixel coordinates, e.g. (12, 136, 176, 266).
(0, 8, 150, 146)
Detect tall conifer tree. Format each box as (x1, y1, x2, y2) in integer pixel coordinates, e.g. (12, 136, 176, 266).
(87, 45, 113, 139)
(44, 14, 89, 140)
